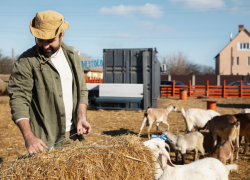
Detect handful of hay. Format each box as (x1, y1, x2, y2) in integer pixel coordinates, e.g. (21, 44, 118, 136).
(0, 135, 156, 180)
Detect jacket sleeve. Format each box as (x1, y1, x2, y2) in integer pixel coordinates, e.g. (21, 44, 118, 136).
(8, 54, 34, 121)
(75, 52, 88, 105)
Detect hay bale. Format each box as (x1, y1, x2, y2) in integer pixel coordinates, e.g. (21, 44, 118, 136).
(0, 135, 156, 180)
(0, 79, 8, 96)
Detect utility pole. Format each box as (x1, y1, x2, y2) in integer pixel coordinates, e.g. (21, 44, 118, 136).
(12, 48, 14, 65)
(231, 47, 233, 75)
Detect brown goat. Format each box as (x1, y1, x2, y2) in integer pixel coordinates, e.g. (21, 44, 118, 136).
(205, 115, 240, 161)
(138, 104, 177, 139)
(207, 140, 233, 164)
(233, 113, 250, 154)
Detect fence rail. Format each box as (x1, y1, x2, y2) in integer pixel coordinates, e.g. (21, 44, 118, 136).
(160, 80, 250, 98)
(85, 77, 103, 83)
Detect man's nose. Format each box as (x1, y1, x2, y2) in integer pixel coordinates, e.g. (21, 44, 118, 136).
(43, 41, 50, 49)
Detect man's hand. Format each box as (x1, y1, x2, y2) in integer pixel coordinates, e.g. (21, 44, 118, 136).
(77, 103, 91, 135)
(77, 119, 91, 135)
(16, 119, 48, 154)
(25, 135, 48, 154)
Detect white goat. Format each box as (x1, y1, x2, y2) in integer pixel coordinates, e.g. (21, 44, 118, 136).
(159, 157, 238, 180)
(143, 138, 174, 180)
(181, 107, 220, 133)
(143, 138, 238, 180)
(162, 130, 205, 164)
(138, 104, 177, 139)
(241, 108, 250, 113)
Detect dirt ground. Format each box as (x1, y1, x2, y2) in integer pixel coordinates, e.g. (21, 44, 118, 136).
(0, 95, 250, 179)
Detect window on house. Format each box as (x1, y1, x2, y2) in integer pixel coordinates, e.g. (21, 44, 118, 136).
(237, 57, 239, 65)
(240, 42, 250, 50)
(231, 57, 234, 66)
(248, 57, 250, 66)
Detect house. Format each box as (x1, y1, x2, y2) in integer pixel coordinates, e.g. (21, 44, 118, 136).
(215, 25, 250, 75)
(77, 51, 103, 79)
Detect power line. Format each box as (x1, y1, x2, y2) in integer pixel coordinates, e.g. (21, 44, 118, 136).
(0, 7, 249, 15)
(0, 30, 228, 40)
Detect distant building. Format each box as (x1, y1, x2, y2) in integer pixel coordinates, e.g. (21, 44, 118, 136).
(215, 25, 250, 75)
(77, 51, 103, 79)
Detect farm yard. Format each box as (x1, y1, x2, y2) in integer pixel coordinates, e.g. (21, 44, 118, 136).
(0, 95, 250, 179)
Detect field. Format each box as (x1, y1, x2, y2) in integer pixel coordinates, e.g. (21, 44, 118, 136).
(0, 95, 250, 179)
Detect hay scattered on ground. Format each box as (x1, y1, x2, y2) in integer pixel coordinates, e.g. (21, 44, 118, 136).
(0, 135, 156, 180)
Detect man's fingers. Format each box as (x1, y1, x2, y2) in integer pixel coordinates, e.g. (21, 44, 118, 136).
(78, 128, 88, 135)
(87, 126, 92, 134)
(29, 148, 37, 154)
(37, 144, 44, 152)
(77, 128, 82, 135)
(33, 146, 40, 153)
(40, 141, 48, 149)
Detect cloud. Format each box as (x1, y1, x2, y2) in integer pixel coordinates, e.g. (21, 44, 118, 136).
(96, 42, 122, 47)
(170, 0, 225, 10)
(230, 0, 250, 15)
(137, 21, 177, 34)
(99, 3, 163, 18)
(115, 33, 139, 40)
(230, 0, 243, 5)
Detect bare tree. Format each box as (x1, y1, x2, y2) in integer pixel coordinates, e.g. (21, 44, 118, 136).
(161, 52, 193, 75)
(0, 50, 19, 74)
(160, 52, 215, 75)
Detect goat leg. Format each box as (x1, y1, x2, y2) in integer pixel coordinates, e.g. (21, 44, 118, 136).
(229, 151, 234, 164)
(194, 148, 198, 161)
(156, 123, 159, 135)
(175, 151, 179, 163)
(181, 154, 186, 165)
(212, 134, 218, 147)
(243, 136, 249, 154)
(147, 123, 153, 140)
(239, 136, 242, 145)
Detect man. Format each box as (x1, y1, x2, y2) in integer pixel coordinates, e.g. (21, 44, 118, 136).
(8, 10, 91, 154)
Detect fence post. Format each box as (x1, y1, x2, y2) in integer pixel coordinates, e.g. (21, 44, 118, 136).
(172, 80, 175, 97)
(189, 80, 192, 97)
(206, 80, 209, 97)
(240, 80, 243, 98)
(223, 80, 226, 98)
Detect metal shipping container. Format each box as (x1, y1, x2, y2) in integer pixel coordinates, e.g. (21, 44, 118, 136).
(103, 48, 161, 109)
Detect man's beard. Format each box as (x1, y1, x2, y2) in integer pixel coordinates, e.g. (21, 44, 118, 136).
(38, 45, 60, 57)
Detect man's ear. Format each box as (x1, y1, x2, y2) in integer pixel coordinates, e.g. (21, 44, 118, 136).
(61, 32, 65, 40)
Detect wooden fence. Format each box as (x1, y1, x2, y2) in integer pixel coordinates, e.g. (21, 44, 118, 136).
(160, 80, 250, 98)
(85, 77, 103, 83)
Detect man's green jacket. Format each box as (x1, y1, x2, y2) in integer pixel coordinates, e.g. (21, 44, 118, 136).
(8, 42, 88, 147)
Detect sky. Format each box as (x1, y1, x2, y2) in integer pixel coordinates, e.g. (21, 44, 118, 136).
(0, 0, 250, 68)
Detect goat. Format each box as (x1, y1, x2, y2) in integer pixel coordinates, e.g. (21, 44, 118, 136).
(181, 107, 220, 133)
(241, 108, 250, 113)
(138, 104, 177, 139)
(162, 130, 205, 164)
(233, 113, 250, 154)
(205, 140, 233, 164)
(143, 138, 238, 180)
(143, 138, 174, 180)
(205, 115, 240, 161)
(159, 156, 238, 180)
